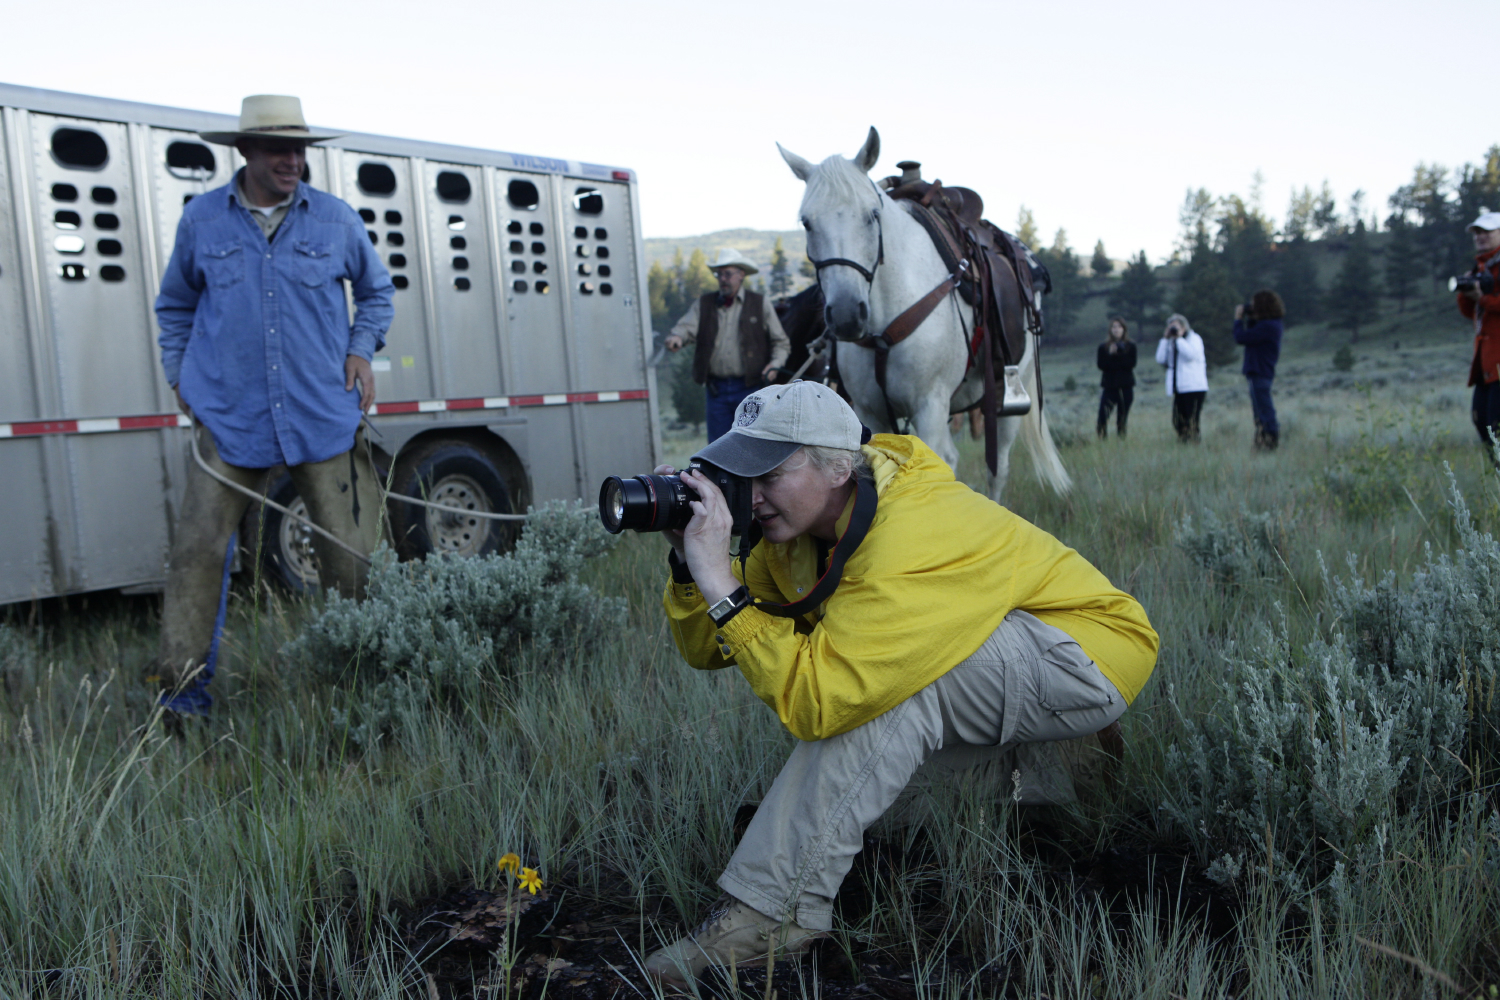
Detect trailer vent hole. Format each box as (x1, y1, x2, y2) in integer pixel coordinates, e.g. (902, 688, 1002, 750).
(595, 227, 607, 240)
(596, 246, 609, 259)
(509, 240, 524, 254)
(393, 275, 410, 289)
(452, 256, 469, 271)
(574, 225, 587, 239)
(598, 264, 611, 277)
(507, 179, 539, 210)
(513, 279, 528, 293)
(52, 183, 78, 201)
(94, 213, 119, 230)
(579, 281, 595, 295)
(600, 283, 613, 295)
(55, 235, 85, 254)
(449, 215, 466, 231)
(436, 171, 472, 203)
(534, 281, 549, 294)
(91, 186, 117, 204)
(52, 128, 108, 169)
(97, 239, 123, 256)
(389, 254, 406, 268)
(573, 187, 603, 215)
(384, 210, 402, 225)
(54, 210, 81, 230)
(510, 260, 525, 274)
(59, 263, 88, 280)
(356, 162, 397, 196)
(529, 222, 544, 235)
(386, 232, 404, 247)
(101, 265, 125, 282)
(575, 245, 590, 258)
(367, 231, 379, 244)
(454, 277, 471, 291)
(532, 261, 547, 274)
(359, 208, 376, 223)
(166, 141, 216, 178)
(508, 220, 523, 234)
(450, 236, 467, 250)
(531, 241, 545, 255)
(183, 194, 195, 205)
(577, 263, 591, 276)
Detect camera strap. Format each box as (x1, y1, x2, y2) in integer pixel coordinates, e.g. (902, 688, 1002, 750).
(744, 476, 879, 620)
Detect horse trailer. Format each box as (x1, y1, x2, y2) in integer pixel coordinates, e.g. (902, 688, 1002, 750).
(0, 82, 661, 603)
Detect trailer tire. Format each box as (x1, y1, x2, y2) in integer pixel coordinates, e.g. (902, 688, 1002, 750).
(252, 474, 321, 595)
(389, 439, 517, 560)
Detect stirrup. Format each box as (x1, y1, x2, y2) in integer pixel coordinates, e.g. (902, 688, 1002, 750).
(999, 365, 1031, 416)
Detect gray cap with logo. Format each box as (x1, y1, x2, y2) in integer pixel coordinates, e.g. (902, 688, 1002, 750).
(692, 380, 865, 477)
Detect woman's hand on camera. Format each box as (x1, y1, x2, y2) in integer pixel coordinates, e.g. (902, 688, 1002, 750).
(678, 467, 739, 604)
(1234, 304, 1245, 320)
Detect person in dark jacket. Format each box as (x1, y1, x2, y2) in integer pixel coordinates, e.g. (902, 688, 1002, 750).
(1096, 317, 1137, 438)
(1232, 290, 1285, 450)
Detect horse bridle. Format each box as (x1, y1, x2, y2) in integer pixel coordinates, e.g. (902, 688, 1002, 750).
(807, 180, 886, 285)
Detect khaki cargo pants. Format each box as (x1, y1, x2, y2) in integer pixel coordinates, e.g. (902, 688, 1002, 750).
(158, 423, 382, 684)
(720, 609, 1128, 932)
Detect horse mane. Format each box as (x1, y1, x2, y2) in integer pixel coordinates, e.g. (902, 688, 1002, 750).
(800, 155, 882, 214)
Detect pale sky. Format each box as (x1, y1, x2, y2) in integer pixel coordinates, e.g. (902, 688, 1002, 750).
(0, 0, 1477, 263)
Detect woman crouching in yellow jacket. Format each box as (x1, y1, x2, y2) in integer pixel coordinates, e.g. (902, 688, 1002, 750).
(644, 381, 1158, 987)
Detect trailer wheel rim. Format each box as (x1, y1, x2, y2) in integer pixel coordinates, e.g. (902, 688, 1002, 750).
(424, 474, 492, 556)
(279, 497, 321, 588)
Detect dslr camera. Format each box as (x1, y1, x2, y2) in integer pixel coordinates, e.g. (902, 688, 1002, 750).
(599, 460, 754, 536)
(1450, 270, 1497, 295)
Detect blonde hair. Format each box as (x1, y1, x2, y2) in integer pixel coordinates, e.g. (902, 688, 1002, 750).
(800, 445, 872, 483)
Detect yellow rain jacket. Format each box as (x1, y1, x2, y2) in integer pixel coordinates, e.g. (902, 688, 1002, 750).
(664, 435, 1158, 742)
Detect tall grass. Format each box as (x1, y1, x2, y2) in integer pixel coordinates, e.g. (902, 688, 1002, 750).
(2, 363, 1498, 997)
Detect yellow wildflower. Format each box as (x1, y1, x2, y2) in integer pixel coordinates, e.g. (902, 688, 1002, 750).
(518, 867, 543, 895)
(497, 853, 520, 875)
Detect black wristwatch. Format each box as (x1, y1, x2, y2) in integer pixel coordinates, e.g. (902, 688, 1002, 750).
(707, 585, 752, 627)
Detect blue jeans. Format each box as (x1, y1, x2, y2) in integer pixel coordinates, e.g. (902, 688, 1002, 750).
(1247, 377, 1278, 439)
(705, 377, 757, 442)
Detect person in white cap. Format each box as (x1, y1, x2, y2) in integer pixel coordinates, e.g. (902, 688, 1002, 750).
(1457, 210, 1500, 449)
(642, 381, 1159, 987)
(152, 95, 394, 716)
(664, 248, 791, 442)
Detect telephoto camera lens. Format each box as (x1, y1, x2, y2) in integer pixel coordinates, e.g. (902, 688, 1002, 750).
(598, 474, 695, 533)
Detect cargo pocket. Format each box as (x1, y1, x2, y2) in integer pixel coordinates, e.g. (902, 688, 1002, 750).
(1037, 642, 1117, 715)
(293, 240, 335, 287)
(203, 241, 244, 288)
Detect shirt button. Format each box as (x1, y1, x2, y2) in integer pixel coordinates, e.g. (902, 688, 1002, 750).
(269, 328, 275, 333)
(265, 253, 271, 259)
(714, 634, 724, 643)
(268, 291, 274, 297)
(275, 403, 281, 408)
(719, 645, 732, 656)
(271, 364, 278, 370)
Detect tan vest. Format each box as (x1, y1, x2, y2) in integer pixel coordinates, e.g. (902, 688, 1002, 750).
(693, 291, 770, 385)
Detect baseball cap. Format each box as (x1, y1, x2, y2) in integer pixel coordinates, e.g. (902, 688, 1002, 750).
(1469, 210, 1500, 232)
(692, 380, 866, 477)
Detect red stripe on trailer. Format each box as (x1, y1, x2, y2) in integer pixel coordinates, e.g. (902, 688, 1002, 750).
(0, 389, 652, 439)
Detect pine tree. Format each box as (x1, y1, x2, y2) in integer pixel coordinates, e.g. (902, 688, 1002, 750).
(769, 237, 792, 297)
(1274, 236, 1321, 327)
(647, 261, 673, 331)
(1384, 215, 1422, 313)
(684, 248, 715, 301)
(1327, 220, 1379, 342)
(1173, 234, 1239, 366)
(1035, 229, 1081, 336)
(1090, 240, 1113, 279)
(1016, 206, 1039, 249)
(799, 257, 816, 280)
(1108, 251, 1164, 335)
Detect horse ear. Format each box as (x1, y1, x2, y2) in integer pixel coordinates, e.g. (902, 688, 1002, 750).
(778, 143, 813, 182)
(853, 127, 880, 174)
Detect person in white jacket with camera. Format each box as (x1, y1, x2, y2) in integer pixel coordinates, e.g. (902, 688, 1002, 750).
(1155, 314, 1208, 442)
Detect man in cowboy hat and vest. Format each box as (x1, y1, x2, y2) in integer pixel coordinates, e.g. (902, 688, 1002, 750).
(664, 248, 791, 442)
(153, 95, 394, 715)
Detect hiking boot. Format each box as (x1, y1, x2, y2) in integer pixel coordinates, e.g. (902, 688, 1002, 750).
(643, 894, 825, 988)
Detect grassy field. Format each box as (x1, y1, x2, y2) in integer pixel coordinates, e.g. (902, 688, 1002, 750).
(2, 293, 1498, 998)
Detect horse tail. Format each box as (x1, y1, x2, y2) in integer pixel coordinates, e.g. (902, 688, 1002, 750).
(1018, 338, 1072, 495)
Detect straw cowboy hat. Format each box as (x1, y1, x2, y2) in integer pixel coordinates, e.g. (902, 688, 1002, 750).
(200, 95, 343, 146)
(709, 248, 759, 275)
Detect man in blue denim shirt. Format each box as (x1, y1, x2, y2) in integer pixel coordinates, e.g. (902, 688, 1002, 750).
(154, 95, 394, 711)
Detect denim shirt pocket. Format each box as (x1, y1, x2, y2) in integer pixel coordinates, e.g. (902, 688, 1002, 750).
(203, 240, 244, 289)
(293, 240, 336, 288)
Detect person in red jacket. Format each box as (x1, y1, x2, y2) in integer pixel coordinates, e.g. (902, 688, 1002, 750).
(1458, 211, 1500, 452)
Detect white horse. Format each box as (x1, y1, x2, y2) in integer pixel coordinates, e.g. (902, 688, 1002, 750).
(778, 128, 1071, 501)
